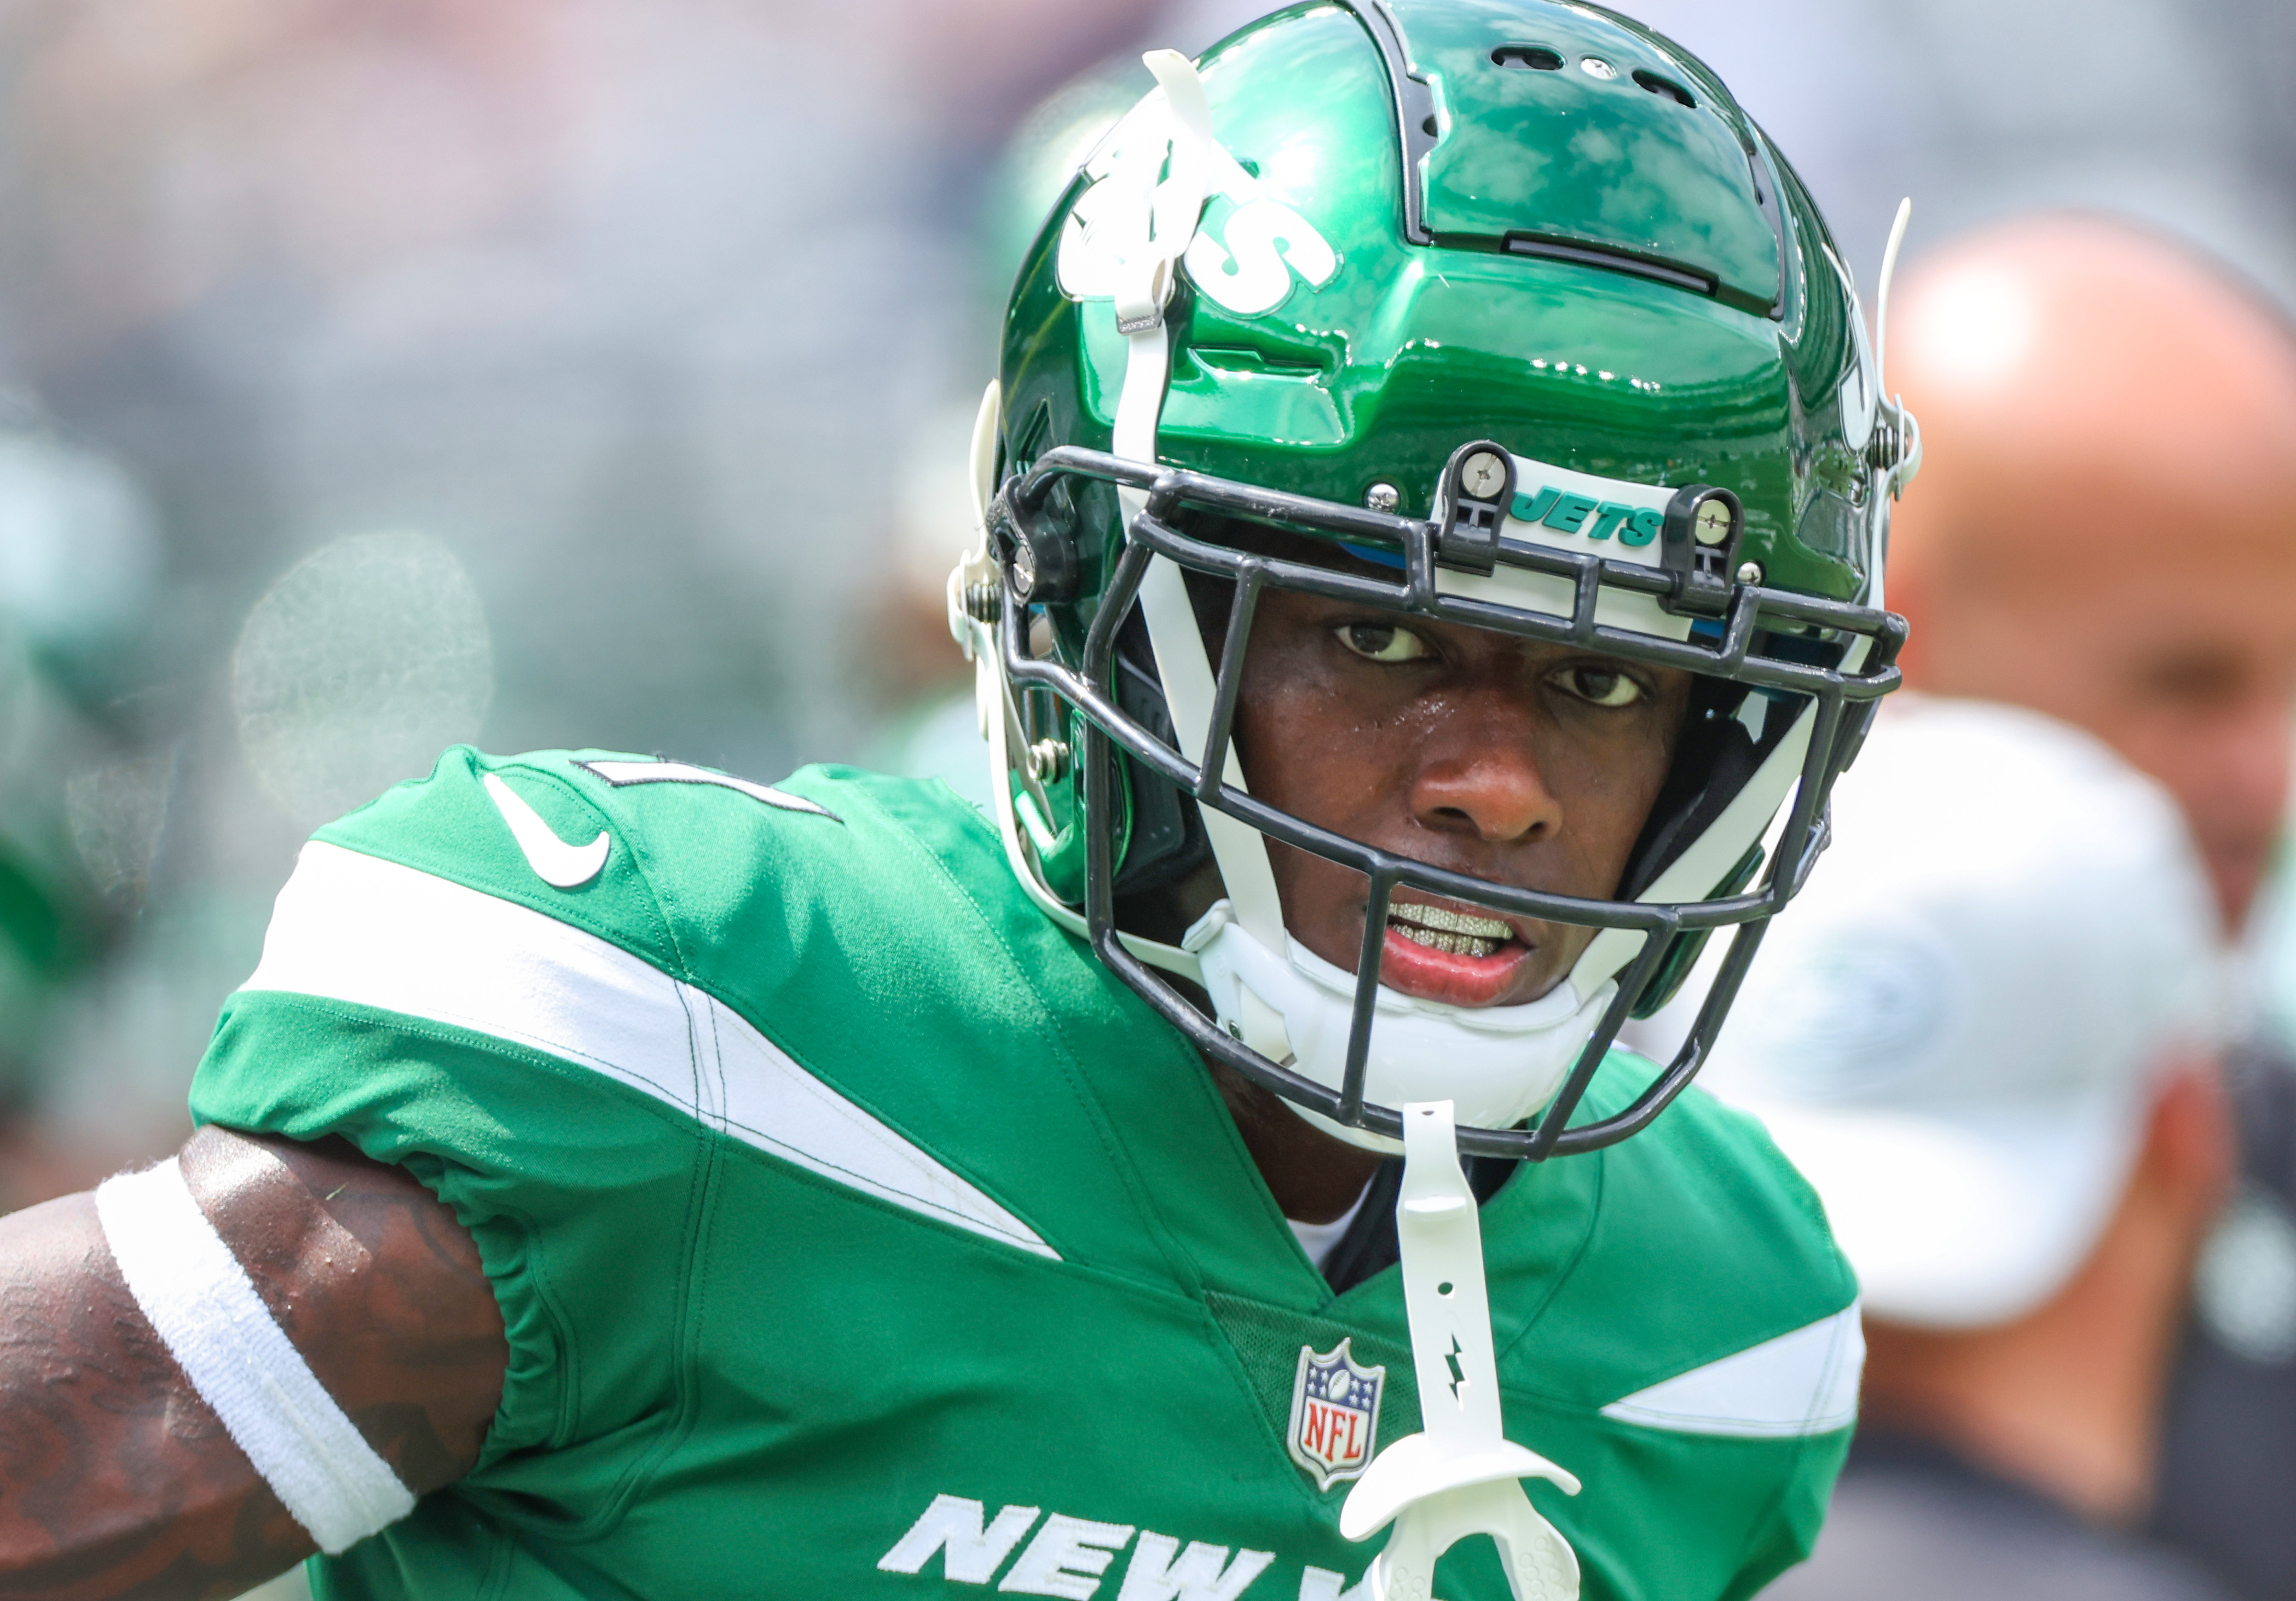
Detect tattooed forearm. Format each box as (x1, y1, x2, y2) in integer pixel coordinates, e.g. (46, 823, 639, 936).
(0, 1191, 310, 1599)
(181, 1130, 504, 1491)
(0, 1129, 506, 1600)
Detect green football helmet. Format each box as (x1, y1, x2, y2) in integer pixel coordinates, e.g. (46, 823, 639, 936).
(947, 0, 1915, 1159)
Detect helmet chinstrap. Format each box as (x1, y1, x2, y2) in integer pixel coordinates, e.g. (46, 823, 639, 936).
(995, 446, 1906, 1161)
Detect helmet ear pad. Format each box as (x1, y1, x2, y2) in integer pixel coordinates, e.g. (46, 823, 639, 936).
(1617, 675, 1772, 901)
(1106, 610, 1216, 914)
(1615, 674, 1801, 1017)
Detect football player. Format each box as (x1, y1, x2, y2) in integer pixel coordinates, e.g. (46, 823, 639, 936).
(0, 3, 1913, 1598)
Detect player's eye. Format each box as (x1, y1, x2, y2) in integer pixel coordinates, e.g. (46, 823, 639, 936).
(1549, 662, 1646, 708)
(1333, 621, 1433, 664)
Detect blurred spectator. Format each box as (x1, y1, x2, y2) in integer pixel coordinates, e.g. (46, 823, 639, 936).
(1703, 698, 2234, 1601)
(1883, 216, 2296, 1601)
(1885, 216, 2296, 937)
(1632, 212, 2296, 1599)
(0, 398, 170, 1206)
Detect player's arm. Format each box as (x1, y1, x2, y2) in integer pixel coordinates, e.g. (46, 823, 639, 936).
(0, 1125, 507, 1599)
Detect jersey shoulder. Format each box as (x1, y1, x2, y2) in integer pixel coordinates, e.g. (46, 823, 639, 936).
(306, 747, 1005, 989)
(193, 752, 1113, 1468)
(1467, 1056, 1859, 1595)
(1501, 1049, 1857, 1412)
(225, 746, 1178, 1268)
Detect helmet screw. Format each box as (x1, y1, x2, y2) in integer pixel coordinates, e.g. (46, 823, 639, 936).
(1865, 414, 1902, 472)
(963, 581, 1002, 623)
(1735, 560, 1764, 585)
(1364, 483, 1401, 514)
(1026, 738, 1071, 784)
(1693, 498, 1736, 545)
(1458, 451, 1508, 500)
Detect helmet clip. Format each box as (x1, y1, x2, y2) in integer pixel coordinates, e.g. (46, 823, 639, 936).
(1433, 440, 1515, 576)
(989, 478, 1080, 605)
(1657, 484, 1744, 617)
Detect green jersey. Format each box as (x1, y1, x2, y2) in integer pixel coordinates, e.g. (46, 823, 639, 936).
(189, 749, 1860, 1601)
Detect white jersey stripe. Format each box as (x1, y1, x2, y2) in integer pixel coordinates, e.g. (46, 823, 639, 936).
(575, 759, 837, 820)
(1598, 1303, 1862, 1438)
(241, 841, 1059, 1261)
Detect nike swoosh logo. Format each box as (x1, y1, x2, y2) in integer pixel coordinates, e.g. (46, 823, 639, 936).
(483, 773, 610, 888)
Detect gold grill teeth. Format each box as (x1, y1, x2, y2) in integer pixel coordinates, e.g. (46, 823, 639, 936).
(1390, 923, 1501, 960)
(1386, 901, 1512, 942)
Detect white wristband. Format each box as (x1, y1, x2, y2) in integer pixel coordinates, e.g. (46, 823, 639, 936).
(95, 1158, 418, 1554)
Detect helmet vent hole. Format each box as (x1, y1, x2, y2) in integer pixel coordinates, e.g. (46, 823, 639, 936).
(1490, 45, 1563, 70)
(1421, 114, 1439, 136)
(1633, 69, 1695, 107)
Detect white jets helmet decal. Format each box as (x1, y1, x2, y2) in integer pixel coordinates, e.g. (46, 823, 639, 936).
(1056, 83, 1339, 319)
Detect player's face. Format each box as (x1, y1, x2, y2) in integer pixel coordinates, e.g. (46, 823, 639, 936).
(1231, 588, 1693, 1009)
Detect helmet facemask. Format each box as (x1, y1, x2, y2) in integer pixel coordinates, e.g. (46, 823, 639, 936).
(959, 433, 1904, 1159)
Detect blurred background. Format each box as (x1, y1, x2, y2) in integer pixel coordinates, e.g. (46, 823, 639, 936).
(0, 0, 2291, 1592)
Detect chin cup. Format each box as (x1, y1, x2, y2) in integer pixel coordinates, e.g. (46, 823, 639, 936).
(1187, 903, 1616, 1153)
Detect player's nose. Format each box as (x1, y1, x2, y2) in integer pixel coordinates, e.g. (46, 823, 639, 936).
(1408, 698, 1561, 845)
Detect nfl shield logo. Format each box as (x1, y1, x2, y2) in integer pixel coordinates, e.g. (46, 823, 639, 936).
(1287, 1338, 1385, 1489)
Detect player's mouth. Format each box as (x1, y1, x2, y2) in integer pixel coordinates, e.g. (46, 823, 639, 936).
(1377, 896, 1536, 1007)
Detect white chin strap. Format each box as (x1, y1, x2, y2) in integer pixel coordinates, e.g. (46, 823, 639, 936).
(1188, 902, 1617, 1153)
(1108, 50, 1293, 963)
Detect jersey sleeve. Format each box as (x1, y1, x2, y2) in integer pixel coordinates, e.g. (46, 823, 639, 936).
(189, 747, 735, 1487)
